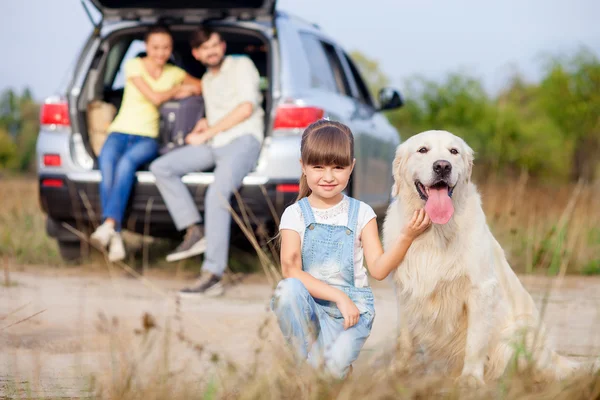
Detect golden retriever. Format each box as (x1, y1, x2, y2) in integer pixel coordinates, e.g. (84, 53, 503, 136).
(382, 129, 598, 385)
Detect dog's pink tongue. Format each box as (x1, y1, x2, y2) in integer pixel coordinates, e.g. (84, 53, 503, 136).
(425, 188, 454, 224)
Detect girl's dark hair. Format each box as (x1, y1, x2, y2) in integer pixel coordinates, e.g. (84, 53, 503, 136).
(144, 24, 173, 42)
(269, 120, 354, 249)
(297, 120, 354, 201)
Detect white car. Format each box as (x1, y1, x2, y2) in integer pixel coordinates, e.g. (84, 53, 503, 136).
(36, 0, 404, 262)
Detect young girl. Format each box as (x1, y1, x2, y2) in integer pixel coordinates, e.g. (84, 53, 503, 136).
(271, 119, 431, 379)
(90, 25, 202, 261)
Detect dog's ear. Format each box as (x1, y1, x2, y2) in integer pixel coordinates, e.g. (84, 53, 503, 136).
(462, 141, 475, 182)
(391, 144, 408, 197)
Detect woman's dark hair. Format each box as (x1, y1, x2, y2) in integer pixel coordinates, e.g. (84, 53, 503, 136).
(144, 24, 173, 42)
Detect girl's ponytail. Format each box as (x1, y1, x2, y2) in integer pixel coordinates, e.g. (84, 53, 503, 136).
(296, 173, 312, 202)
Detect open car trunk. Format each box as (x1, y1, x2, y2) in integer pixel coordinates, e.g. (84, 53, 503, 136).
(77, 24, 272, 170)
(89, 0, 276, 22)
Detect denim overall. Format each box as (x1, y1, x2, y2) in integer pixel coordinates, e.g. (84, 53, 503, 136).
(272, 196, 376, 378)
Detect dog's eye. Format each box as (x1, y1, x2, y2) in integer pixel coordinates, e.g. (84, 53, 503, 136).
(450, 148, 459, 155)
(418, 147, 428, 154)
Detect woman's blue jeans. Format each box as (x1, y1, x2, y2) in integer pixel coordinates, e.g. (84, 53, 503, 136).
(97, 132, 159, 231)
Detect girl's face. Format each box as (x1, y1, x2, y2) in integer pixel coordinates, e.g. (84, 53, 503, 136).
(145, 32, 173, 67)
(302, 160, 355, 201)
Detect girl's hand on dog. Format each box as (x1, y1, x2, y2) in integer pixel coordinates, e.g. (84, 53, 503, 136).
(336, 293, 360, 330)
(403, 209, 431, 239)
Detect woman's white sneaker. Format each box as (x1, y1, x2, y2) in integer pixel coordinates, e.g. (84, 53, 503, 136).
(108, 233, 126, 262)
(90, 222, 116, 249)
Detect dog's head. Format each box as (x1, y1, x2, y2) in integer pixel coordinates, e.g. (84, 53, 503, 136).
(392, 130, 474, 225)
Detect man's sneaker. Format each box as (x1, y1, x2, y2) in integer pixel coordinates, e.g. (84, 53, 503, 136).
(178, 273, 224, 298)
(166, 226, 206, 262)
(108, 233, 126, 262)
(90, 221, 115, 249)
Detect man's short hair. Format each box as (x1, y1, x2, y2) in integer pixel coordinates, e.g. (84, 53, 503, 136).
(189, 27, 221, 48)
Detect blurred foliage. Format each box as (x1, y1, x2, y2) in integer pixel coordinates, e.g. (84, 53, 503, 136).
(351, 46, 600, 182)
(0, 88, 40, 173)
(2, 47, 599, 182)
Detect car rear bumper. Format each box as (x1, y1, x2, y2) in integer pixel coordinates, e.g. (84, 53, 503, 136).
(39, 171, 298, 238)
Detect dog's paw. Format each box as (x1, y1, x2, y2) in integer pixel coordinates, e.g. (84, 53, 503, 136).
(455, 373, 485, 389)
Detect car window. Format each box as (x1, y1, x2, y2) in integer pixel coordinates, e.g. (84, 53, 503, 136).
(110, 39, 146, 90)
(102, 41, 124, 89)
(343, 52, 375, 108)
(299, 33, 339, 94)
(321, 42, 352, 96)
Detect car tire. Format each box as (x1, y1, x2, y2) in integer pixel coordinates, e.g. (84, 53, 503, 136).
(57, 240, 84, 264)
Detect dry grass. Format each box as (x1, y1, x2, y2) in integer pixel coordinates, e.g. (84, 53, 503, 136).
(0, 177, 253, 274)
(478, 173, 600, 275)
(0, 176, 598, 275)
(1, 176, 600, 399)
(3, 300, 599, 400)
(85, 322, 600, 400)
(0, 177, 61, 265)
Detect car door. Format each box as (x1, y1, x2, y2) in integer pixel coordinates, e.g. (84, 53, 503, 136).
(337, 50, 400, 212)
(296, 33, 372, 199)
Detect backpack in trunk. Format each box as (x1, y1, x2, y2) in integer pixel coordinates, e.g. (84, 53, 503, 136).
(158, 95, 205, 155)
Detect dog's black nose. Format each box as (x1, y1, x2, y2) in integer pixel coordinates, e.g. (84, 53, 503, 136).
(433, 160, 452, 176)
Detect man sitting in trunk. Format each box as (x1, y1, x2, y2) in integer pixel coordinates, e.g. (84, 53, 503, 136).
(150, 27, 264, 297)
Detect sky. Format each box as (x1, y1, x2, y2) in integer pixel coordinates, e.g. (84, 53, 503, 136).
(0, 0, 598, 100)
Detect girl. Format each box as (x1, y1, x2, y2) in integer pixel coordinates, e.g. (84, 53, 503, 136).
(90, 25, 202, 261)
(271, 119, 431, 379)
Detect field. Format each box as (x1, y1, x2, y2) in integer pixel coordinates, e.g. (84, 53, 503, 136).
(1, 177, 598, 275)
(1, 177, 599, 399)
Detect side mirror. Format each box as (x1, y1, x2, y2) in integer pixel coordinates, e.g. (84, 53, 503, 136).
(377, 87, 404, 111)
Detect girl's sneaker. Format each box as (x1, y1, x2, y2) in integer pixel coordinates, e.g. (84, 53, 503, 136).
(108, 233, 126, 262)
(90, 221, 115, 249)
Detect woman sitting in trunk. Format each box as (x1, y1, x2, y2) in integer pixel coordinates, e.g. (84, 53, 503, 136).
(90, 24, 202, 262)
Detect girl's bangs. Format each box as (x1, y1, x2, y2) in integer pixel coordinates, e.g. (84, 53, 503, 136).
(303, 129, 353, 166)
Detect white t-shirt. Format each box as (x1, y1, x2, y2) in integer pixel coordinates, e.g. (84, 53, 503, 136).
(202, 55, 264, 148)
(279, 195, 377, 288)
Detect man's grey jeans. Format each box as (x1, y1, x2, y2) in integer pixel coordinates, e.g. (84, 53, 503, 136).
(149, 134, 261, 277)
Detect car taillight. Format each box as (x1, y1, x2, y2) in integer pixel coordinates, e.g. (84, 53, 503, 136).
(40, 97, 70, 127)
(273, 106, 324, 130)
(276, 184, 299, 193)
(43, 154, 62, 167)
(41, 179, 64, 188)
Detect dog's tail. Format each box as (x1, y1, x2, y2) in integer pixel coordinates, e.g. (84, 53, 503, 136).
(488, 236, 599, 381)
(486, 320, 598, 381)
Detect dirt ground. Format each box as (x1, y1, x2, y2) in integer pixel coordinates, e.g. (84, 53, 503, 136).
(1, 266, 600, 398)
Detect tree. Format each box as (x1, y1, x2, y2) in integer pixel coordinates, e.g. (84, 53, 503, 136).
(348, 48, 598, 182)
(0, 88, 40, 172)
(13, 100, 40, 172)
(0, 89, 20, 137)
(348, 50, 390, 102)
(537, 48, 600, 182)
(0, 127, 17, 168)
(387, 72, 496, 159)
(494, 76, 570, 180)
